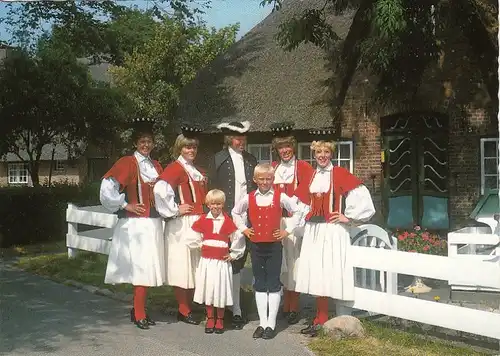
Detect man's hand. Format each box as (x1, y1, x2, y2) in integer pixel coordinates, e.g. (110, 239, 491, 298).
(273, 229, 289, 241)
(223, 254, 234, 262)
(243, 228, 254, 239)
(124, 203, 145, 215)
(329, 212, 349, 224)
(178, 204, 193, 215)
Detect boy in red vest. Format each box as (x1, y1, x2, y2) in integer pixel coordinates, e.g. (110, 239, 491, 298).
(232, 163, 304, 340)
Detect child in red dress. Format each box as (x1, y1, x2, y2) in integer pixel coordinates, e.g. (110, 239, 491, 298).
(187, 189, 246, 334)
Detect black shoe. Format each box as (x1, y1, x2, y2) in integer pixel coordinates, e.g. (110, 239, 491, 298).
(205, 317, 215, 334)
(232, 315, 245, 330)
(134, 318, 150, 330)
(287, 311, 300, 325)
(253, 326, 265, 339)
(262, 327, 277, 340)
(177, 312, 200, 325)
(281, 311, 290, 319)
(214, 318, 224, 334)
(130, 308, 156, 326)
(300, 324, 322, 337)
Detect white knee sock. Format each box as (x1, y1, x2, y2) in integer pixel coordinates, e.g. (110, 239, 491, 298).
(255, 292, 269, 328)
(232, 273, 242, 316)
(267, 292, 281, 330)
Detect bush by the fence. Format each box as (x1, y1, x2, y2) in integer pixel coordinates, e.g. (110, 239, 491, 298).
(0, 183, 100, 248)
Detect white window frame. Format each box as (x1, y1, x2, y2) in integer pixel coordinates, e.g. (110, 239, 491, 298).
(297, 141, 354, 173)
(247, 143, 273, 163)
(54, 160, 65, 172)
(8, 163, 29, 184)
(480, 137, 499, 195)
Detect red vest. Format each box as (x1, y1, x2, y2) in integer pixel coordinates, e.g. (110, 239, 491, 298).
(102, 155, 163, 218)
(248, 190, 282, 243)
(272, 159, 313, 217)
(295, 166, 362, 222)
(158, 160, 207, 216)
(191, 213, 238, 260)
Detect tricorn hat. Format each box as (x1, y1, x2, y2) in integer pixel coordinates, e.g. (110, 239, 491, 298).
(180, 123, 203, 139)
(216, 121, 251, 135)
(270, 121, 295, 138)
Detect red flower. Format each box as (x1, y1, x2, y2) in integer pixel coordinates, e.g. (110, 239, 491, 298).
(423, 245, 430, 251)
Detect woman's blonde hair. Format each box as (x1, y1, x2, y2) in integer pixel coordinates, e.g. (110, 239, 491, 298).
(271, 136, 296, 151)
(311, 140, 336, 153)
(253, 163, 275, 177)
(205, 189, 226, 205)
(171, 134, 199, 159)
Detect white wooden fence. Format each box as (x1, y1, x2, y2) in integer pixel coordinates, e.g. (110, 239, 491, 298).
(66, 204, 500, 342)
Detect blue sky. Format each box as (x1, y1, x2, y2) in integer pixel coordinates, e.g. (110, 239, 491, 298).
(0, 0, 272, 42)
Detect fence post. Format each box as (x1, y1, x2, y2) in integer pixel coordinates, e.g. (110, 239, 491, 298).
(66, 203, 78, 259)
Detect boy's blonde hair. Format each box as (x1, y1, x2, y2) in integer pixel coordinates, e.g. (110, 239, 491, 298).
(171, 134, 199, 159)
(205, 189, 226, 205)
(311, 140, 336, 153)
(253, 163, 275, 177)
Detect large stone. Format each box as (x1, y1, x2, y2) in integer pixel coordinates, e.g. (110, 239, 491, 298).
(323, 315, 366, 341)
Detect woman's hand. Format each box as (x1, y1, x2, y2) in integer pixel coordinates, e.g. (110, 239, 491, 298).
(328, 212, 349, 224)
(243, 228, 254, 239)
(124, 203, 146, 215)
(223, 254, 234, 262)
(178, 204, 193, 215)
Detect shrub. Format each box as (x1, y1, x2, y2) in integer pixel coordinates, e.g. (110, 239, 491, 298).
(0, 183, 101, 248)
(395, 225, 447, 255)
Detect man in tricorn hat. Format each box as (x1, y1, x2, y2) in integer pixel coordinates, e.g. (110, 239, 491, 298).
(208, 120, 258, 330)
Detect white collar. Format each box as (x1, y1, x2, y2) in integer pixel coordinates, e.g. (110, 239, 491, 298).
(279, 156, 296, 167)
(207, 211, 224, 220)
(177, 155, 193, 166)
(228, 147, 243, 157)
(134, 151, 151, 162)
(316, 162, 333, 172)
(255, 188, 274, 196)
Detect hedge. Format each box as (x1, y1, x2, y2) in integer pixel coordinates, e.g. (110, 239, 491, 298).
(0, 183, 101, 248)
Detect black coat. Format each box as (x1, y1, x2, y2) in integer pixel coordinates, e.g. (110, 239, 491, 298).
(209, 148, 258, 213)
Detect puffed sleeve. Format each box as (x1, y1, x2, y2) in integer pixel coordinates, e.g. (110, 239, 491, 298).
(228, 231, 246, 260)
(99, 177, 127, 213)
(185, 216, 203, 249)
(344, 185, 376, 222)
(153, 180, 179, 218)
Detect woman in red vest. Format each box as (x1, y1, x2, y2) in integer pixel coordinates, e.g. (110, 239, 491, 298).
(270, 121, 313, 325)
(294, 137, 375, 337)
(100, 118, 165, 330)
(153, 124, 208, 325)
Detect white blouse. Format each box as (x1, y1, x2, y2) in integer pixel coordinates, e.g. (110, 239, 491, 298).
(99, 151, 159, 213)
(308, 163, 375, 222)
(153, 155, 204, 218)
(274, 157, 295, 184)
(185, 212, 246, 260)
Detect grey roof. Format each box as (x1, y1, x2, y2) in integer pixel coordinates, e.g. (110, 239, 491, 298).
(176, 0, 354, 132)
(3, 144, 73, 162)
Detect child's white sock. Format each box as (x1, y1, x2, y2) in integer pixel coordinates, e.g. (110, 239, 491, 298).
(255, 291, 269, 328)
(267, 291, 281, 330)
(232, 272, 242, 316)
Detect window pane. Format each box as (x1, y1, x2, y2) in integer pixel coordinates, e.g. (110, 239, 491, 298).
(338, 143, 351, 159)
(248, 146, 260, 159)
(261, 146, 270, 161)
(484, 140, 498, 158)
(298, 144, 311, 161)
(339, 160, 351, 171)
(484, 158, 498, 175)
(484, 175, 499, 190)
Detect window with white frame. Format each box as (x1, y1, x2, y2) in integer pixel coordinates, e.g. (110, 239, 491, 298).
(297, 141, 354, 172)
(247, 144, 273, 163)
(480, 138, 499, 194)
(8, 163, 29, 184)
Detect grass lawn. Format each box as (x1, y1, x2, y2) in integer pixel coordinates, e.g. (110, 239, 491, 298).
(0, 240, 67, 258)
(309, 321, 489, 356)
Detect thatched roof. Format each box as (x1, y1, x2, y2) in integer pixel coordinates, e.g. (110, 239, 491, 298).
(176, 0, 354, 132)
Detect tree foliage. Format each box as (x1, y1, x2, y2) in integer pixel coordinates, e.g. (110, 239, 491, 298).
(0, 39, 127, 186)
(261, 0, 498, 108)
(109, 19, 238, 150)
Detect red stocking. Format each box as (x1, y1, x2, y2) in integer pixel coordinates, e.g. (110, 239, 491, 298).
(289, 291, 300, 312)
(133, 286, 147, 320)
(215, 308, 225, 329)
(206, 305, 215, 328)
(174, 287, 191, 316)
(282, 289, 290, 313)
(315, 297, 329, 325)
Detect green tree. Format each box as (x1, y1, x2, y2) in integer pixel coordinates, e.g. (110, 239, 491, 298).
(0, 39, 127, 186)
(109, 18, 239, 150)
(261, 0, 498, 110)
